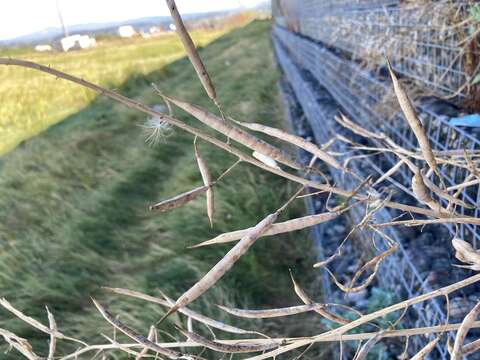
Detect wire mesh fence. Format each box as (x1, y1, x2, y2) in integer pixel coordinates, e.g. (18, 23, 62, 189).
(272, 0, 480, 104)
(273, 19, 480, 358)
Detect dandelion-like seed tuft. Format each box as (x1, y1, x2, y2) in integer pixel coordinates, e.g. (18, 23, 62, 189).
(141, 105, 172, 146)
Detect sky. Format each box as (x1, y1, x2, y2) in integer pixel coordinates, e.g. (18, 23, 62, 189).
(0, 0, 265, 40)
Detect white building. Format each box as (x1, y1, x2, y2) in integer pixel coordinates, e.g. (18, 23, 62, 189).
(118, 25, 136, 38)
(60, 34, 96, 52)
(34, 44, 53, 52)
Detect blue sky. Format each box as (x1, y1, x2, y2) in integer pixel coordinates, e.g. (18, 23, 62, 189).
(0, 0, 265, 40)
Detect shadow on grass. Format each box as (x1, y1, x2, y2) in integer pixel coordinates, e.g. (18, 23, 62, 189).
(0, 20, 320, 358)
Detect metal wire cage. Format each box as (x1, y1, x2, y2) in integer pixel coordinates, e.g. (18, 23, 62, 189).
(273, 0, 480, 103)
(272, 2, 480, 357)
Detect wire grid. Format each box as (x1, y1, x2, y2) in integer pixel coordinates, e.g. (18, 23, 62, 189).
(273, 26, 480, 358)
(272, 0, 480, 99)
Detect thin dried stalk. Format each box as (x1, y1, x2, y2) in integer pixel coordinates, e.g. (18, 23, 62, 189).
(386, 59, 438, 174)
(191, 211, 340, 248)
(103, 287, 254, 334)
(165, 0, 216, 101)
(159, 93, 302, 170)
(150, 185, 208, 212)
(0, 328, 39, 360)
(410, 337, 440, 360)
(158, 212, 278, 323)
(91, 298, 187, 359)
(135, 326, 156, 360)
(327, 245, 397, 293)
(373, 217, 480, 227)
(194, 138, 214, 227)
(175, 326, 280, 353)
(452, 301, 480, 360)
(0, 298, 83, 345)
(46, 307, 57, 360)
(353, 331, 385, 360)
(421, 169, 474, 209)
(372, 158, 405, 186)
(234, 119, 343, 170)
(289, 271, 350, 324)
(462, 338, 480, 356)
(56, 320, 480, 360)
(244, 274, 480, 360)
(217, 304, 327, 318)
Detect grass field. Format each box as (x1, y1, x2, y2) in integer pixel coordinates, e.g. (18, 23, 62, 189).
(0, 20, 319, 358)
(0, 29, 226, 155)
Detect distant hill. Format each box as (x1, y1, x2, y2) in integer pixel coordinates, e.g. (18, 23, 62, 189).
(0, 10, 235, 46)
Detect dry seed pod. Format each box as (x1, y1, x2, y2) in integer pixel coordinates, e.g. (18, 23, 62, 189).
(235, 120, 343, 170)
(165, 0, 216, 101)
(149, 185, 208, 212)
(452, 238, 480, 271)
(159, 212, 278, 323)
(191, 211, 339, 248)
(194, 138, 214, 227)
(160, 93, 301, 170)
(217, 304, 326, 318)
(175, 326, 280, 353)
(410, 337, 440, 360)
(411, 170, 447, 215)
(452, 301, 480, 360)
(386, 60, 438, 174)
(104, 287, 254, 334)
(289, 271, 349, 324)
(91, 298, 186, 359)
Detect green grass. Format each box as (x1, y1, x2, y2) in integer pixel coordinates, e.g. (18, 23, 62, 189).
(0, 20, 319, 358)
(0, 29, 225, 155)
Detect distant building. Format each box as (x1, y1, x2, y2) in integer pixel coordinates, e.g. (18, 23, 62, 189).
(118, 25, 136, 38)
(35, 44, 53, 52)
(60, 34, 96, 52)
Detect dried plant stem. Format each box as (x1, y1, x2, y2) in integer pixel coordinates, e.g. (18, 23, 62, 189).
(373, 217, 480, 228)
(135, 326, 156, 360)
(150, 185, 208, 212)
(103, 287, 254, 334)
(165, 0, 216, 101)
(175, 326, 280, 353)
(353, 331, 385, 360)
(91, 298, 186, 359)
(158, 212, 279, 323)
(0, 328, 39, 360)
(451, 301, 480, 360)
(462, 338, 480, 356)
(234, 119, 343, 170)
(46, 307, 57, 360)
(245, 273, 480, 359)
(159, 92, 302, 170)
(410, 337, 440, 360)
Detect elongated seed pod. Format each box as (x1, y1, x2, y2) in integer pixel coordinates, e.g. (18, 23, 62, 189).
(103, 287, 254, 334)
(194, 138, 214, 227)
(191, 211, 339, 248)
(386, 60, 438, 173)
(411, 170, 447, 215)
(150, 185, 208, 212)
(235, 120, 343, 170)
(175, 326, 280, 353)
(452, 301, 480, 360)
(290, 272, 349, 325)
(161, 94, 302, 170)
(218, 304, 326, 318)
(159, 213, 278, 323)
(91, 299, 184, 359)
(410, 337, 440, 360)
(165, 0, 216, 101)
